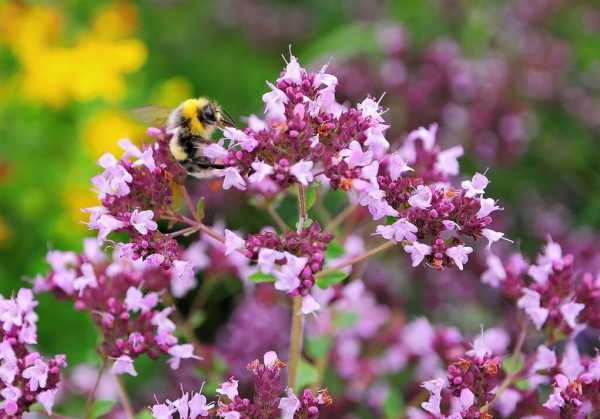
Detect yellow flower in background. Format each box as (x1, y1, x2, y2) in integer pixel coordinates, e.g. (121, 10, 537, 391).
(63, 183, 99, 230)
(83, 109, 145, 159)
(0, 1, 146, 108)
(151, 77, 194, 107)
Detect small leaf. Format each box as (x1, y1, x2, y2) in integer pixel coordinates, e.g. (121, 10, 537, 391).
(196, 197, 205, 220)
(383, 390, 405, 419)
(316, 270, 349, 289)
(325, 241, 345, 260)
(515, 378, 529, 390)
(295, 358, 318, 392)
(306, 336, 333, 359)
(91, 400, 117, 418)
(136, 410, 154, 419)
(502, 354, 524, 375)
(303, 217, 314, 228)
(189, 311, 206, 328)
(305, 184, 319, 210)
(249, 271, 276, 283)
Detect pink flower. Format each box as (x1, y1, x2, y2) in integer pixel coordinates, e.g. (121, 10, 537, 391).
(301, 295, 320, 315)
(481, 228, 505, 249)
(274, 253, 307, 292)
(290, 160, 314, 186)
(170, 260, 196, 298)
(375, 218, 418, 243)
(220, 167, 246, 190)
(130, 209, 158, 235)
(387, 152, 413, 180)
(224, 230, 245, 256)
(96, 214, 125, 241)
(279, 388, 301, 419)
(406, 124, 438, 150)
(124, 287, 158, 313)
(461, 172, 489, 198)
(248, 161, 274, 183)
(22, 359, 49, 391)
(263, 351, 279, 368)
(446, 245, 473, 270)
(408, 185, 432, 209)
(361, 161, 379, 181)
(246, 114, 266, 131)
(167, 344, 201, 370)
(73, 263, 98, 296)
(420, 378, 444, 416)
(279, 55, 303, 84)
(189, 390, 214, 418)
(119, 139, 156, 170)
(257, 248, 284, 274)
(151, 403, 175, 419)
(1, 386, 21, 415)
(481, 255, 506, 288)
(517, 289, 549, 330)
(560, 302, 584, 329)
(262, 82, 288, 122)
(223, 127, 257, 152)
(532, 345, 557, 372)
(339, 141, 373, 168)
(435, 145, 463, 176)
(203, 143, 229, 160)
(216, 378, 239, 400)
(36, 389, 57, 415)
(476, 198, 500, 218)
(357, 97, 384, 122)
(404, 242, 432, 267)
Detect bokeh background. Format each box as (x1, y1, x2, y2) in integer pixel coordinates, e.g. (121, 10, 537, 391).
(0, 0, 599, 416)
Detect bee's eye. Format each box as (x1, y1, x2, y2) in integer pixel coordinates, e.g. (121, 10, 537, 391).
(200, 105, 216, 124)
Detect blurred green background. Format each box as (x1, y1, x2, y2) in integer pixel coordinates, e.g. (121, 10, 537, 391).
(0, 0, 599, 381)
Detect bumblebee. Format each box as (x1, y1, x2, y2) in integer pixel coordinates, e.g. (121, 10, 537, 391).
(132, 97, 235, 178)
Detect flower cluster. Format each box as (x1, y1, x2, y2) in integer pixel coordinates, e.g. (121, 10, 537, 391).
(481, 240, 599, 336)
(0, 288, 66, 417)
(150, 351, 331, 418)
(35, 238, 199, 376)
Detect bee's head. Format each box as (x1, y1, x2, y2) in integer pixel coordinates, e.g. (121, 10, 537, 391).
(198, 102, 235, 128)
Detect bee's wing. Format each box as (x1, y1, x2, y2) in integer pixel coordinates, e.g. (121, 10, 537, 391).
(130, 105, 173, 127)
(219, 107, 237, 128)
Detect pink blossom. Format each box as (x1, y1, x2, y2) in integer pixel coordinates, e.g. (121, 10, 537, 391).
(36, 389, 57, 415)
(279, 388, 300, 419)
(481, 255, 507, 288)
(73, 263, 98, 296)
(246, 114, 266, 131)
(124, 287, 158, 313)
(220, 167, 246, 190)
(357, 97, 384, 122)
(361, 161, 379, 181)
(461, 172, 489, 197)
(263, 351, 279, 368)
(248, 161, 274, 183)
(375, 218, 418, 243)
(446, 245, 473, 270)
(290, 160, 314, 186)
(495, 388, 521, 417)
(476, 198, 500, 218)
(532, 345, 557, 372)
(560, 302, 584, 328)
(216, 378, 239, 400)
(167, 344, 201, 370)
(561, 343, 583, 380)
(96, 214, 125, 241)
(420, 378, 444, 416)
(301, 295, 320, 315)
(224, 230, 245, 256)
(151, 403, 175, 419)
(406, 124, 438, 150)
(262, 82, 288, 122)
(278, 55, 303, 84)
(223, 127, 258, 152)
(364, 125, 390, 154)
(22, 359, 48, 391)
(339, 140, 373, 168)
(404, 242, 432, 267)
(387, 152, 413, 180)
(130, 209, 158, 235)
(274, 253, 307, 293)
(481, 228, 505, 249)
(435, 145, 463, 176)
(257, 248, 284, 274)
(203, 143, 229, 160)
(408, 185, 432, 209)
(517, 289, 549, 330)
(189, 390, 214, 418)
(170, 260, 196, 298)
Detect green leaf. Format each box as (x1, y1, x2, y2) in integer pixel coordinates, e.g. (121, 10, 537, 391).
(502, 354, 524, 375)
(91, 400, 117, 418)
(333, 310, 359, 328)
(306, 336, 333, 359)
(249, 271, 276, 283)
(325, 241, 345, 259)
(136, 410, 154, 419)
(316, 270, 348, 289)
(305, 184, 318, 210)
(383, 390, 405, 419)
(295, 358, 318, 392)
(196, 197, 205, 220)
(303, 217, 314, 229)
(515, 378, 529, 390)
(189, 311, 206, 328)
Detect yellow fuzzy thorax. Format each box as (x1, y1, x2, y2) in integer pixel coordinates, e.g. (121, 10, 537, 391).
(182, 97, 210, 135)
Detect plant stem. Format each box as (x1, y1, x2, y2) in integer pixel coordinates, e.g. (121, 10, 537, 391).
(288, 295, 304, 389)
(316, 240, 396, 278)
(297, 184, 307, 231)
(114, 374, 135, 419)
(324, 203, 358, 234)
(84, 359, 107, 419)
